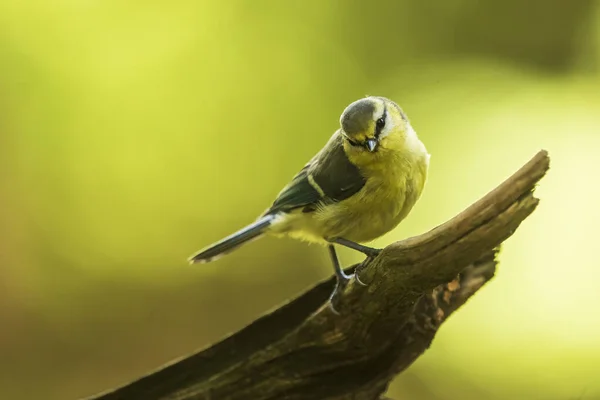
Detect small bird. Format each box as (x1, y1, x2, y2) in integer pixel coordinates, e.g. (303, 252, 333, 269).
(189, 96, 430, 311)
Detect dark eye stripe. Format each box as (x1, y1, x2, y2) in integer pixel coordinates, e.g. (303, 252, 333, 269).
(374, 106, 387, 138)
(346, 137, 361, 147)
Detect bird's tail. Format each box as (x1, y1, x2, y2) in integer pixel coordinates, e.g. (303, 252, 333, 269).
(188, 214, 275, 264)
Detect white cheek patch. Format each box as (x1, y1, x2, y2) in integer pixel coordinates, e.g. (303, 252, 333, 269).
(406, 123, 429, 160)
(406, 123, 418, 140)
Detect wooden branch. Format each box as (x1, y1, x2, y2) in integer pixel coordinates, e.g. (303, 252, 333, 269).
(86, 150, 550, 400)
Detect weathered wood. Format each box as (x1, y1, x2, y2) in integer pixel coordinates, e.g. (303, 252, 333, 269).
(86, 150, 550, 400)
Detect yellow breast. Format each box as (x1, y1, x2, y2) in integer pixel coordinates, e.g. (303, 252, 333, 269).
(314, 146, 429, 243)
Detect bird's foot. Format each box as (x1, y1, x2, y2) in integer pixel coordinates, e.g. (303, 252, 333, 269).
(354, 253, 377, 285)
(328, 270, 371, 313)
(328, 271, 352, 315)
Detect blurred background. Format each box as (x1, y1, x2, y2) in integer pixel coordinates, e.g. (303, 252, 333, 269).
(1, 1, 599, 399)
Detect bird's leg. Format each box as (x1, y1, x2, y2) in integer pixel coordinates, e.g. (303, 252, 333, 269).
(330, 237, 382, 258)
(328, 245, 352, 314)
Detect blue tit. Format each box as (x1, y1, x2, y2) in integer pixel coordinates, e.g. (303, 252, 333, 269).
(189, 96, 430, 311)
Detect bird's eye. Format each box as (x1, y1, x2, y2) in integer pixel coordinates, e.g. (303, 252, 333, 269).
(376, 117, 386, 129)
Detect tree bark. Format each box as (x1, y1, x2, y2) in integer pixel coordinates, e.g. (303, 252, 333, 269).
(86, 150, 550, 400)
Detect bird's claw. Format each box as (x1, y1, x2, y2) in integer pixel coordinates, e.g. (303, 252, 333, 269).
(328, 272, 351, 314)
(355, 272, 367, 286)
(353, 254, 375, 286)
(328, 270, 370, 313)
(327, 300, 341, 315)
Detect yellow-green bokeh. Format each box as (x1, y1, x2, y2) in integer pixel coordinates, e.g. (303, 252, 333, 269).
(1, 1, 599, 399)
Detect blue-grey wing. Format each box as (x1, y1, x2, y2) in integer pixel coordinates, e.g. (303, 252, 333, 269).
(265, 132, 366, 215)
(266, 166, 321, 214)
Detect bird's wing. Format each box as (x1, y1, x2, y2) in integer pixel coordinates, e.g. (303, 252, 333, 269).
(266, 132, 367, 214)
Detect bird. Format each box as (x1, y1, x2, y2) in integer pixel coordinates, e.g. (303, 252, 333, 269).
(188, 96, 430, 312)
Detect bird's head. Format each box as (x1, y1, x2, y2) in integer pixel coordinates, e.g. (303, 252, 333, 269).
(339, 96, 410, 155)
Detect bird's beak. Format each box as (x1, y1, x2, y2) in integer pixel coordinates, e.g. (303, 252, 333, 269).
(365, 138, 377, 152)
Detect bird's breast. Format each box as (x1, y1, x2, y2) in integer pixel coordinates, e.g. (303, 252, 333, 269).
(314, 153, 428, 243)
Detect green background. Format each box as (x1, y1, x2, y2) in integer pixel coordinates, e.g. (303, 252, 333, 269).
(1, 1, 599, 399)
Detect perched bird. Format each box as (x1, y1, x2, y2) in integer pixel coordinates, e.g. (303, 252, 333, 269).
(189, 96, 430, 311)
